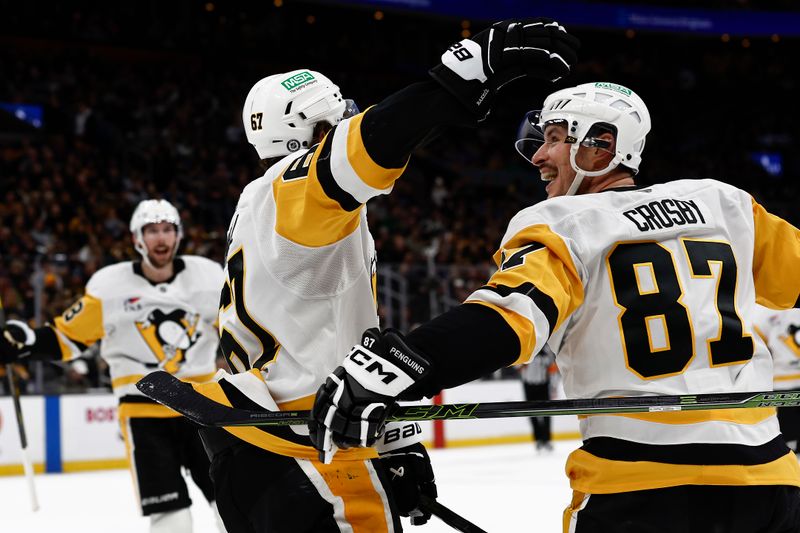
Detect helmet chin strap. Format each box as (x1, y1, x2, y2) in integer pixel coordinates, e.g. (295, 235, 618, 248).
(133, 232, 181, 270)
(565, 145, 623, 196)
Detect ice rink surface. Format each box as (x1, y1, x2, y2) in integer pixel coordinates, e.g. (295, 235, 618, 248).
(0, 440, 578, 532)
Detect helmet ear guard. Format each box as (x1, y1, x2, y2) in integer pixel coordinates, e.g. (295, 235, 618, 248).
(242, 69, 358, 160)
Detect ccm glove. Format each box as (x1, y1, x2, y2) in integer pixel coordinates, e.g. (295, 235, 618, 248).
(309, 328, 434, 463)
(0, 320, 35, 364)
(430, 18, 580, 118)
(380, 442, 437, 526)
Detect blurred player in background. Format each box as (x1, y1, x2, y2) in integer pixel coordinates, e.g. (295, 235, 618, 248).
(520, 344, 555, 453)
(1, 199, 225, 533)
(753, 305, 800, 452)
(181, 17, 579, 533)
(311, 81, 800, 532)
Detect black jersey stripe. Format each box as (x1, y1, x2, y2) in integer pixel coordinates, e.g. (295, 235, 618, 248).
(218, 379, 311, 447)
(479, 282, 559, 335)
(581, 435, 790, 466)
(315, 126, 361, 212)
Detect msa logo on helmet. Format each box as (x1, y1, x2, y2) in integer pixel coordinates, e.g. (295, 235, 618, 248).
(594, 82, 632, 96)
(281, 71, 316, 92)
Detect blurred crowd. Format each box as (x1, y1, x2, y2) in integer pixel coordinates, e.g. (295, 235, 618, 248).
(1, 0, 798, 392)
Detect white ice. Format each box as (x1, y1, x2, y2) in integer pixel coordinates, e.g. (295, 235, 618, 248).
(0, 441, 577, 533)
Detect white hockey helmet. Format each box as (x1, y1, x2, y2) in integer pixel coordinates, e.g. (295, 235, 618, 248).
(242, 69, 356, 159)
(129, 199, 183, 262)
(516, 82, 651, 195)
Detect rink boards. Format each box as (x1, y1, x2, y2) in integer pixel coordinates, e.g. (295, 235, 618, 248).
(0, 379, 579, 475)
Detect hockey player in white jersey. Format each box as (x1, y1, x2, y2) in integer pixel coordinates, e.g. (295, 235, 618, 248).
(753, 304, 800, 451)
(311, 82, 800, 532)
(1, 199, 226, 533)
(162, 18, 580, 533)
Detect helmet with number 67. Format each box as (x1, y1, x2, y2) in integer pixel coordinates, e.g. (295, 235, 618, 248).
(242, 69, 358, 160)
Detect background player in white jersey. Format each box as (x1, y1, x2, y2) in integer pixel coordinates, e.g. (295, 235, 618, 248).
(0, 199, 225, 533)
(180, 18, 579, 533)
(753, 305, 800, 452)
(311, 82, 800, 532)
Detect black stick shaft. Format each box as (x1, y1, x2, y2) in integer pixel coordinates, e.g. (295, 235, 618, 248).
(136, 371, 800, 428)
(419, 495, 488, 533)
(0, 296, 39, 510)
(5, 366, 29, 448)
(231, 389, 800, 426)
(2, 300, 28, 447)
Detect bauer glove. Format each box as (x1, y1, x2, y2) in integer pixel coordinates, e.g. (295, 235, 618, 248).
(0, 321, 34, 364)
(380, 441, 437, 526)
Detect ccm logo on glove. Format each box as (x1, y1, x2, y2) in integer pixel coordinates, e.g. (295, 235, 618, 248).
(349, 347, 400, 385)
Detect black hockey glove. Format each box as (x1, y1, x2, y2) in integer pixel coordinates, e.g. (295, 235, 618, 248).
(309, 328, 434, 463)
(0, 321, 33, 364)
(430, 18, 580, 118)
(380, 442, 438, 526)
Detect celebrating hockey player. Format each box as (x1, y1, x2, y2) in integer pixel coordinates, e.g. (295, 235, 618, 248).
(0, 199, 225, 533)
(753, 305, 800, 453)
(147, 17, 579, 533)
(310, 82, 800, 532)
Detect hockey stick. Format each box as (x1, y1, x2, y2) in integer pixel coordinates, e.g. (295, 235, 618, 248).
(137, 370, 800, 427)
(419, 495, 488, 533)
(0, 296, 40, 511)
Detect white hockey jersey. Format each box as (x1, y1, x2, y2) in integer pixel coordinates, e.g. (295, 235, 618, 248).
(466, 179, 800, 493)
(753, 305, 800, 390)
(51, 256, 223, 417)
(193, 112, 406, 460)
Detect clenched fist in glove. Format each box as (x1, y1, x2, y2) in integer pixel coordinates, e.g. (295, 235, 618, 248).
(379, 440, 438, 526)
(430, 18, 580, 118)
(309, 328, 434, 463)
(0, 321, 35, 364)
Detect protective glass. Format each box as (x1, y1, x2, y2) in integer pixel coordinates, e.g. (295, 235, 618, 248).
(514, 111, 570, 165)
(343, 99, 360, 119)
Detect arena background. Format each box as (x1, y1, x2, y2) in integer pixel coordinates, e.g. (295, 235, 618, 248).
(1, 0, 799, 470)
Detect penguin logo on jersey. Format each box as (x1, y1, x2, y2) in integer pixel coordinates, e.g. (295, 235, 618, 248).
(135, 309, 202, 373)
(783, 324, 800, 357)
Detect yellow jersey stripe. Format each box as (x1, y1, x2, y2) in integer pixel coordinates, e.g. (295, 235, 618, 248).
(752, 199, 800, 310)
(311, 459, 390, 532)
(191, 379, 376, 461)
(490, 224, 584, 332)
(273, 135, 362, 248)
(562, 491, 588, 533)
(566, 448, 800, 494)
(579, 407, 775, 425)
(465, 300, 537, 364)
(278, 393, 315, 411)
(345, 111, 407, 191)
(53, 293, 105, 353)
